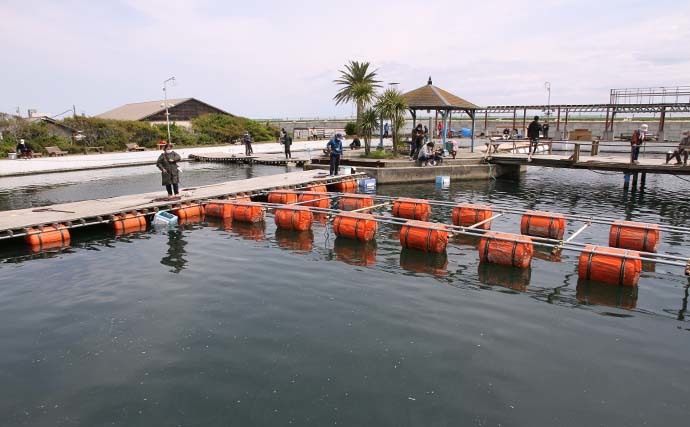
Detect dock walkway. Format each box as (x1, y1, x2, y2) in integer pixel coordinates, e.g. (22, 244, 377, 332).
(0, 170, 360, 240)
(190, 152, 309, 166)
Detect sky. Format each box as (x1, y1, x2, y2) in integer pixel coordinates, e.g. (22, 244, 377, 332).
(1, 0, 689, 119)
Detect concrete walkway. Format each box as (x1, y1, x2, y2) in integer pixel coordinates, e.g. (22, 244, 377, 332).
(0, 139, 392, 177)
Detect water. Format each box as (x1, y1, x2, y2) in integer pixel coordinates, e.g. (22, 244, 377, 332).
(0, 165, 689, 426)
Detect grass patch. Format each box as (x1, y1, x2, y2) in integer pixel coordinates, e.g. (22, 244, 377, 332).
(359, 150, 398, 159)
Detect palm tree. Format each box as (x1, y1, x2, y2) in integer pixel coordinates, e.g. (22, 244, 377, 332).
(359, 108, 379, 155)
(333, 61, 381, 134)
(375, 88, 408, 154)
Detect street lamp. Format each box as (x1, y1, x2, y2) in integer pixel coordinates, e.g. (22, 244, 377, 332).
(163, 76, 176, 144)
(544, 81, 551, 122)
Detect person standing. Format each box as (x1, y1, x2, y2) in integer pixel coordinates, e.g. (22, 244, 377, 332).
(411, 124, 425, 160)
(542, 122, 550, 139)
(423, 125, 429, 143)
(630, 124, 648, 164)
(383, 123, 390, 138)
(326, 132, 344, 175)
(283, 131, 293, 159)
(156, 142, 181, 198)
(527, 116, 541, 159)
(243, 131, 253, 156)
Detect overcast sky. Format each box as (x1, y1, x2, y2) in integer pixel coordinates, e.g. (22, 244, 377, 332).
(2, 0, 689, 119)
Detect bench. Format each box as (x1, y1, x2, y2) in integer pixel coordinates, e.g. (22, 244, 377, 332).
(84, 146, 104, 154)
(45, 146, 68, 156)
(126, 143, 147, 152)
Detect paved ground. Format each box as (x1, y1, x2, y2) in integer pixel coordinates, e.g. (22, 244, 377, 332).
(0, 139, 393, 177)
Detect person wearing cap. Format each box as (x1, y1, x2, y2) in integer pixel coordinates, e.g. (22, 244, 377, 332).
(527, 116, 541, 160)
(242, 131, 253, 156)
(156, 142, 181, 198)
(666, 130, 690, 166)
(630, 123, 648, 164)
(326, 132, 344, 175)
(16, 139, 33, 159)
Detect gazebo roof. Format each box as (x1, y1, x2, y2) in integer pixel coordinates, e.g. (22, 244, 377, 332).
(402, 77, 480, 111)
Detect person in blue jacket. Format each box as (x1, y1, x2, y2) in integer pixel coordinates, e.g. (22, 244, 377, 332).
(326, 132, 344, 175)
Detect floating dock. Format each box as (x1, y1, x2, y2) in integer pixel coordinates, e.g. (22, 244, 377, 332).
(0, 170, 361, 240)
(189, 152, 308, 167)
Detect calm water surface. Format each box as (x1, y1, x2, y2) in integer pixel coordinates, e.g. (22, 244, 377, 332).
(0, 164, 688, 426)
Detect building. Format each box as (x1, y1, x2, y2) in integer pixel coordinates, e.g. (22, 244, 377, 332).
(96, 97, 232, 127)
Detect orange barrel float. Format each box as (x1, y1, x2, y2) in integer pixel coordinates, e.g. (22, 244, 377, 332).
(173, 203, 205, 221)
(298, 191, 331, 209)
(399, 220, 449, 253)
(25, 224, 71, 252)
(306, 183, 328, 193)
(112, 212, 146, 235)
(608, 220, 660, 253)
(267, 190, 299, 205)
(479, 231, 534, 268)
(452, 203, 493, 229)
(520, 210, 566, 239)
(329, 179, 357, 193)
(578, 245, 642, 287)
(333, 212, 378, 242)
(392, 198, 431, 221)
(205, 201, 234, 219)
(231, 201, 265, 223)
(274, 206, 314, 231)
(339, 194, 375, 211)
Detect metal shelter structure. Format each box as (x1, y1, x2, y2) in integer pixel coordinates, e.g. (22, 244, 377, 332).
(402, 78, 481, 152)
(479, 100, 690, 141)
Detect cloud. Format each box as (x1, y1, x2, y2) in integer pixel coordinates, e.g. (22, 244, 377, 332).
(1, 0, 688, 118)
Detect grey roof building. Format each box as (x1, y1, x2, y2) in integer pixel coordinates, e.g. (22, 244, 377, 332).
(96, 98, 232, 122)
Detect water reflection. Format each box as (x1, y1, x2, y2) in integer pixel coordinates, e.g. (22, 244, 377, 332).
(478, 263, 532, 292)
(399, 249, 448, 276)
(275, 229, 314, 252)
(576, 279, 638, 310)
(231, 222, 266, 241)
(160, 230, 188, 273)
(333, 238, 377, 266)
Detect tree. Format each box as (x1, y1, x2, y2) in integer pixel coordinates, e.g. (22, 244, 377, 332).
(374, 88, 408, 154)
(359, 108, 379, 155)
(333, 61, 381, 134)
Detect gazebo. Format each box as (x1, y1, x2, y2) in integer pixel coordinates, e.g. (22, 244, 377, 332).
(402, 77, 480, 152)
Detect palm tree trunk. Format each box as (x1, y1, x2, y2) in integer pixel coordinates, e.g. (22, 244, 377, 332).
(356, 100, 363, 135)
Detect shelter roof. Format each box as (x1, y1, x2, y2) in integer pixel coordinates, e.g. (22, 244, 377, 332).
(402, 78, 480, 111)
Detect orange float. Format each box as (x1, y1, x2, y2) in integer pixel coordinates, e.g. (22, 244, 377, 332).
(329, 179, 357, 193)
(231, 202, 265, 223)
(205, 202, 234, 219)
(274, 206, 314, 231)
(173, 203, 205, 221)
(306, 184, 328, 193)
(479, 231, 533, 268)
(452, 203, 493, 229)
(267, 190, 299, 205)
(520, 210, 566, 239)
(297, 192, 331, 209)
(399, 220, 448, 253)
(333, 212, 378, 242)
(112, 212, 146, 234)
(25, 224, 71, 252)
(338, 194, 374, 211)
(392, 198, 431, 221)
(609, 220, 660, 253)
(578, 245, 642, 287)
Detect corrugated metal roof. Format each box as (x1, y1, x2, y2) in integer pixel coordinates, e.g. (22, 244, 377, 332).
(96, 98, 194, 120)
(402, 79, 480, 110)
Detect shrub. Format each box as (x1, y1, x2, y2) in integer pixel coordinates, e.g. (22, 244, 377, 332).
(345, 122, 357, 136)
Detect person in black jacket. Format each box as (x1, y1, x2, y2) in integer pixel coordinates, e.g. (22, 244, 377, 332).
(527, 116, 541, 159)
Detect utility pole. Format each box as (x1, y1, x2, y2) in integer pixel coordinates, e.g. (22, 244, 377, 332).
(163, 76, 176, 144)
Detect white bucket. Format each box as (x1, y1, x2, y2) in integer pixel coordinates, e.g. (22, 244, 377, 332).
(7, 152, 17, 160)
